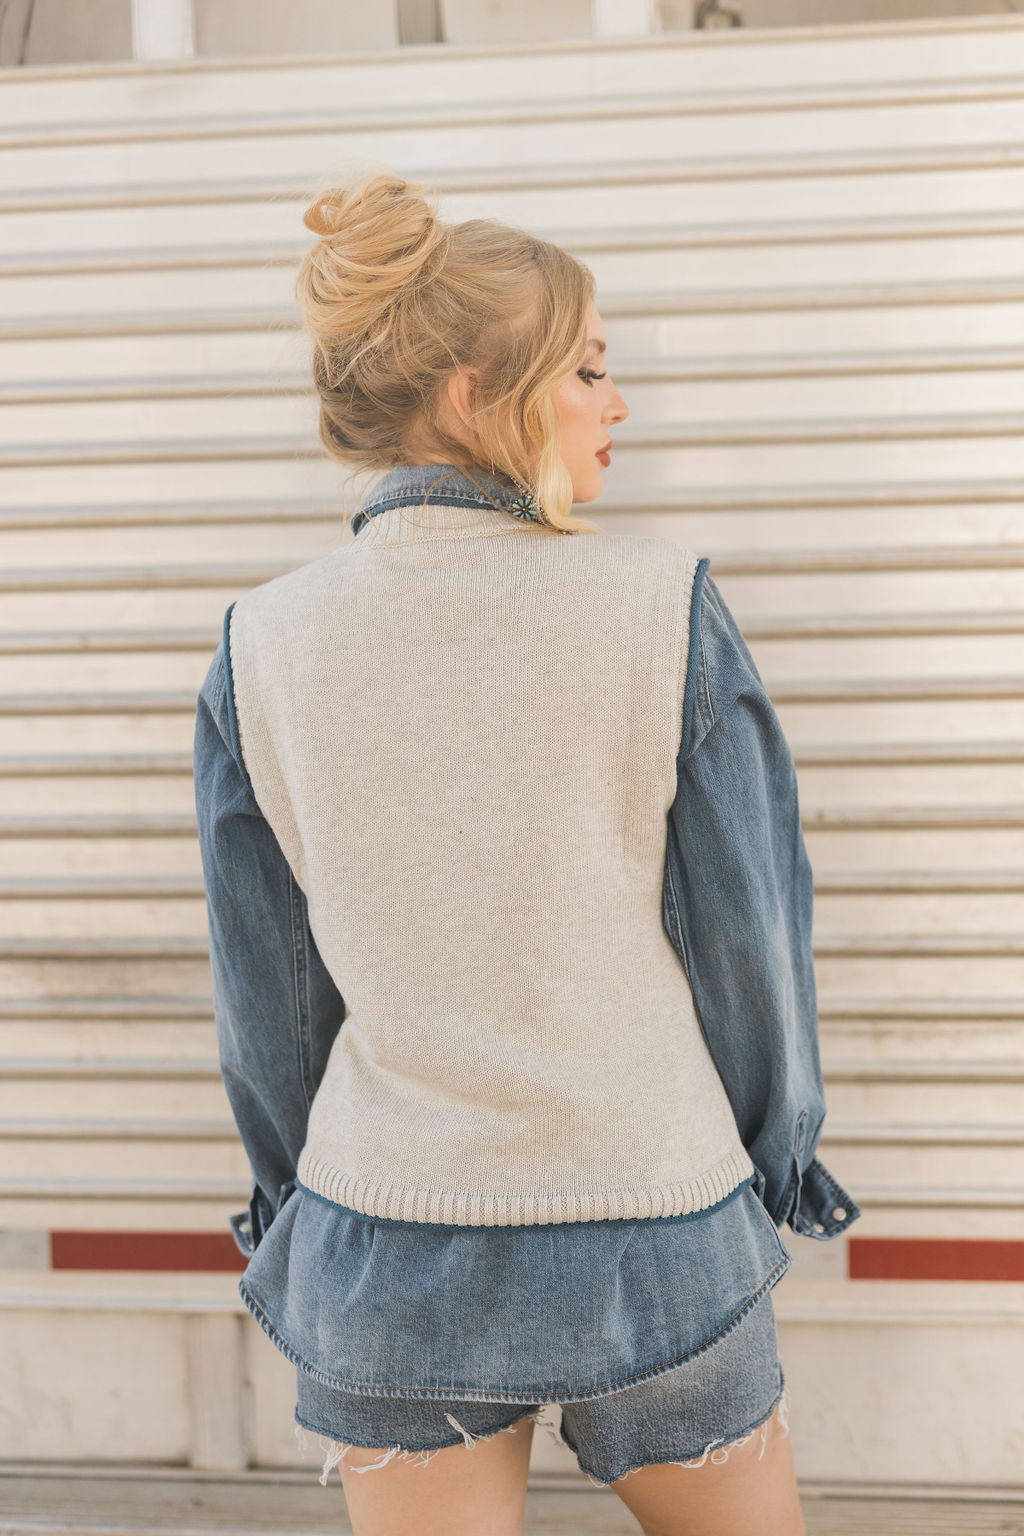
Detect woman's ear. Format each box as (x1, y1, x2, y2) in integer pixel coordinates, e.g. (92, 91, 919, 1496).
(445, 367, 481, 428)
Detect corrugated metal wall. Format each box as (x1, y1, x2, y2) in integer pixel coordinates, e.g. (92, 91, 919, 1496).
(1, 12, 1022, 1488)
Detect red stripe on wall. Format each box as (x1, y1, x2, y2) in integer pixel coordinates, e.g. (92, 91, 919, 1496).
(849, 1237, 1024, 1282)
(46, 1232, 1024, 1279)
(50, 1231, 248, 1272)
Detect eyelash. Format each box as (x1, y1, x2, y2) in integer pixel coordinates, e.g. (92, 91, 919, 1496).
(578, 368, 607, 386)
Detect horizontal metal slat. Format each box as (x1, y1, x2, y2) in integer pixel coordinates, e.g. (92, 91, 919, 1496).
(0, 1176, 244, 1199)
(6, 481, 1024, 537)
(6, 538, 1024, 592)
(0, 872, 203, 892)
(12, 403, 1024, 458)
(11, 203, 1024, 279)
(819, 995, 1024, 1020)
(15, 266, 1024, 344)
(4, 69, 1024, 157)
(828, 1122, 1024, 1146)
(811, 866, 1024, 888)
(13, 134, 1024, 216)
(0, 937, 208, 958)
(4, 612, 1024, 648)
(0, 1057, 220, 1080)
(0, 813, 197, 834)
(3, 1055, 1021, 1085)
(0, 1118, 235, 1140)
(825, 1060, 1024, 1083)
(0, 741, 1023, 775)
(814, 933, 1024, 955)
(0, 996, 213, 1018)
(4, 928, 1024, 961)
(1, 802, 1023, 835)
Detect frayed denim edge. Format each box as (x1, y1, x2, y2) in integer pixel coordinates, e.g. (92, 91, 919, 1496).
(564, 1369, 792, 1490)
(290, 1310, 791, 1488)
(293, 1404, 554, 1483)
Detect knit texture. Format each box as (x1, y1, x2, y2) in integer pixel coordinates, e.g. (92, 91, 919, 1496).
(228, 499, 754, 1226)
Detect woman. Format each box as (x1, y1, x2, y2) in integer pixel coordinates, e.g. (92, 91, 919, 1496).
(193, 171, 860, 1536)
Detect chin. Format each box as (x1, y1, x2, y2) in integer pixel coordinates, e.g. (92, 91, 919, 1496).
(570, 466, 604, 503)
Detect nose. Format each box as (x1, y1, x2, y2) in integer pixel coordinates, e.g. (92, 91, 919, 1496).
(606, 389, 628, 424)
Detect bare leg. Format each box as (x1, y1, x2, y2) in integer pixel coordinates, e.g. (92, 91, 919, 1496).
(607, 1397, 806, 1536)
(327, 1409, 538, 1536)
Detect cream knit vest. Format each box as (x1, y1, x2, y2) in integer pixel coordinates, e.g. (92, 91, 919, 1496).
(228, 497, 754, 1226)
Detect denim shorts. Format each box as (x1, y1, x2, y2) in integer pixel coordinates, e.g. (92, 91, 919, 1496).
(295, 1281, 789, 1488)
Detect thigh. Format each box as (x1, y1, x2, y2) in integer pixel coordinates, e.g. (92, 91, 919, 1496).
(604, 1394, 804, 1536)
(559, 1288, 805, 1536)
(295, 1380, 542, 1536)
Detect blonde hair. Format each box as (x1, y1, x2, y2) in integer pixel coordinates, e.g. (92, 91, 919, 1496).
(293, 170, 602, 536)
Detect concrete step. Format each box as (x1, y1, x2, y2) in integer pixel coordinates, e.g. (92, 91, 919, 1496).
(0, 1466, 1022, 1536)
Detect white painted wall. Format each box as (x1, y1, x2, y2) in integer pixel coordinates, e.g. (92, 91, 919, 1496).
(131, 0, 194, 59)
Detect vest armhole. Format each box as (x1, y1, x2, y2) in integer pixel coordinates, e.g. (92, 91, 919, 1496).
(679, 556, 711, 763)
(221, 600, 255, 798)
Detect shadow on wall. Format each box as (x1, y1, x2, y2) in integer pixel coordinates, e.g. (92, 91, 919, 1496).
(667, 0, 1024, 27)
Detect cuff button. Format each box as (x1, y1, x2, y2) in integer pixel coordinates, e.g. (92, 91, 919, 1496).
(812, 1222, 825, 1233)
(832, 1207, 847, 1221)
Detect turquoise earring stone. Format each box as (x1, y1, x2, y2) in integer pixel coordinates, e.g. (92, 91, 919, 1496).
(508, 490, 541, 522)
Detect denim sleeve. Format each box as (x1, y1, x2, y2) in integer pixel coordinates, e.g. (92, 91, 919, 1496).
(664, 562, 862, 1242)
(193, 602, 346, 1257)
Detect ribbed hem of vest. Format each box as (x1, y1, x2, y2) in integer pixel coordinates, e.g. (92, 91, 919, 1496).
(295, 1144, 755, 1226)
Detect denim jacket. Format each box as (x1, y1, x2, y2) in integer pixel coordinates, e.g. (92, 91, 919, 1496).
(193, 464, 861, 1259)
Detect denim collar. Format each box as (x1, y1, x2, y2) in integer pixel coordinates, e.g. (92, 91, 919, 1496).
(350, 463, 544, 538)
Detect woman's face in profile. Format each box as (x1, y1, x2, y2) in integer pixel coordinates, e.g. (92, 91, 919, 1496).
(550, 300, 628, 504)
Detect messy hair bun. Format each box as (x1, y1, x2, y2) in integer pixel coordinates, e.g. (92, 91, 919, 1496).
(297, 174, 450, 352)
(293, 169, 600, 535)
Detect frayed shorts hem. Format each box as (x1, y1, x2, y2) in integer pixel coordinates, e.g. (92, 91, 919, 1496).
(565, 1372, 791, 1488)
(294, 1284, 789, 1488)
(295, 1403, 548, 1483)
